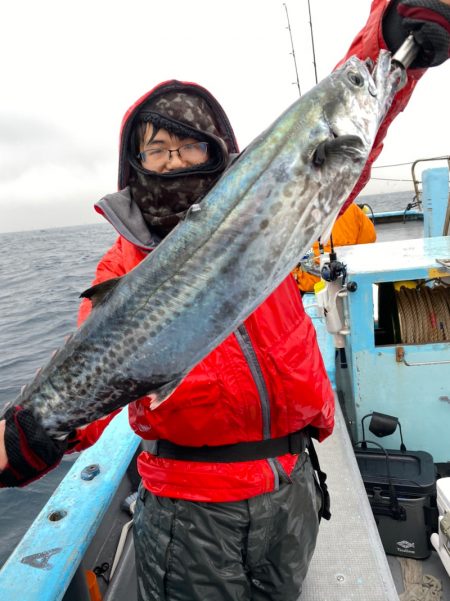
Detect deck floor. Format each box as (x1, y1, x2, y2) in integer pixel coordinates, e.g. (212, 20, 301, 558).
(302, 400, 399, 600)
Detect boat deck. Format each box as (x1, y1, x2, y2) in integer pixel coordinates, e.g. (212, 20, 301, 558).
(303, 402, 399, 600)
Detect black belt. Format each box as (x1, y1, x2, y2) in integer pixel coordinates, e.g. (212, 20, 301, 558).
(153, 429, 307, 463)
(151, 427, 331, 521)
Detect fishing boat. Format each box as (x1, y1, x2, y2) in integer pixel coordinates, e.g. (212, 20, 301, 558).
(0, 161, 449, 601)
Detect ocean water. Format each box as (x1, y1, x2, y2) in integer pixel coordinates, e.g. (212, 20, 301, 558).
(0, 223, 116, 568)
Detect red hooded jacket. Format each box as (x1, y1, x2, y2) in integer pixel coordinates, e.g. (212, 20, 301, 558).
(71, 0, 425, 502)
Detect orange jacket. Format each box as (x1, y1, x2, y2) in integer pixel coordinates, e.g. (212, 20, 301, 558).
(293, 204, 376, 292)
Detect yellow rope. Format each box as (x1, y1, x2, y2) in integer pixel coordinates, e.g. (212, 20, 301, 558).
(395, 284, 450, 344)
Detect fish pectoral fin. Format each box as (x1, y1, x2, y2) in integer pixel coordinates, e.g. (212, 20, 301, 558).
(147, 376, 185, 410)
(313, 135, 365, 166)
(80, 277, 121, 307)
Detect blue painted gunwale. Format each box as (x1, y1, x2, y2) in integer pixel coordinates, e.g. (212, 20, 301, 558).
(0, 409, 139, 600)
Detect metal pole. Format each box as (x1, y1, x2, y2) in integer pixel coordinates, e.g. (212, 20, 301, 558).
(283, 3, 301, 96)
(307, 0, 318, 84)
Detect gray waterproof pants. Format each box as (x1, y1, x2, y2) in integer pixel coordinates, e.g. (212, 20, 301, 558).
(133, 453, 322, 601)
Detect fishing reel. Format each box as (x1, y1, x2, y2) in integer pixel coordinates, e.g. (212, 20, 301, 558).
(320, 251, 347, 284)
(314, 238, 355, 349)
(319, 241, 357, 292)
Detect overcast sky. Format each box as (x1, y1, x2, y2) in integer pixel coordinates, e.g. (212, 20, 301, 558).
(1, 0, 449, 233)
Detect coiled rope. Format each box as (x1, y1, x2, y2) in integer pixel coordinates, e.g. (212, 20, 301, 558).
(396, 283, 450, 344)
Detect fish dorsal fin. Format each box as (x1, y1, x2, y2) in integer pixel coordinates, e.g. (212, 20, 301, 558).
(79, 277, 121, 307)
(313, 135, 365, 166)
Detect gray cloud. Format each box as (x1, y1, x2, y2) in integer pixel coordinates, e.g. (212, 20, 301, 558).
(0, 113, 111, 184)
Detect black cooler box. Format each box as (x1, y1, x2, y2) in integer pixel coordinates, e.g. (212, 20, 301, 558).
(355, 447, 437, 558)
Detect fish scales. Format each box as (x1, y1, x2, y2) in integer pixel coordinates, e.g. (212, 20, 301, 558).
(6, 52, 404, 436)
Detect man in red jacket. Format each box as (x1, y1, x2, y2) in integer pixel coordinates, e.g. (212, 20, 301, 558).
(2, 1, 450, 599)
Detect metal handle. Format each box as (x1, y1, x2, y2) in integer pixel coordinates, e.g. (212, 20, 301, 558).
(396, 346, 450, 366)
(392, 34, 419, 70)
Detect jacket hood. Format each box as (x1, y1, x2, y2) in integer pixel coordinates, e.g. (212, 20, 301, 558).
(117, 80, 239, 190)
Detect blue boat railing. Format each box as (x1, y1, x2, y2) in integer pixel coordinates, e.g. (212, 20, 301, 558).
(0, 409, 139, 601)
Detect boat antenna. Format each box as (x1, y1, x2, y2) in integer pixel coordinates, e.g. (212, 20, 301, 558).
(307, 0, 319, 84)
(283, 3, 301, 97)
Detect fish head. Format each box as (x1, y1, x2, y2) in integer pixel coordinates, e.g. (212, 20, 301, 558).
(284, 50, 406, 251)
(317, 51, 404, 161)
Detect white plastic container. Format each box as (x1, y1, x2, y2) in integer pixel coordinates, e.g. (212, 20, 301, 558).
(436, 477, 450, 515)
(430, 477, 450, 577)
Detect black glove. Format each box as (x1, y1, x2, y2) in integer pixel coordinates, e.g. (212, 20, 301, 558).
(383, 0, 450, 67)
(0, 406, 68, 487)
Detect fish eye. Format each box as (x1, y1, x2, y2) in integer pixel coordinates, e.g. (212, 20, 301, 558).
(347, 70, 364, 87)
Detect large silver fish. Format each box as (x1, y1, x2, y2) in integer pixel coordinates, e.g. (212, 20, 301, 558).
(5, 51, 404, 437)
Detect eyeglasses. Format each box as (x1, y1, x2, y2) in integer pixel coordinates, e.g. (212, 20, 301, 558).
(138, 141, 209, 169)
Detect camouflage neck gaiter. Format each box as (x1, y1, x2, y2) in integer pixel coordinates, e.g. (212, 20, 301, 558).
(128, 91, 229, 238)
(129, 168, 222, 238)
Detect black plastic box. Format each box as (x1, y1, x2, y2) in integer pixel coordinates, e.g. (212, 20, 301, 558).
(355, 447, 437, 558)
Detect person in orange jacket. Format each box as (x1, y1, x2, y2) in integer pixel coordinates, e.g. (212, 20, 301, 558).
(2, 2, 450, 600)
(293, 203, 376, 293)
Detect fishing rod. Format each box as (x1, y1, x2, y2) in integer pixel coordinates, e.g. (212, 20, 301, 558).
(307, 0, 319, 84)
(283, 3, 301, 96)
